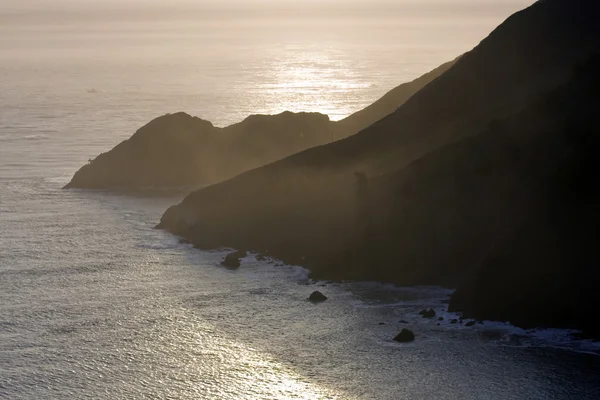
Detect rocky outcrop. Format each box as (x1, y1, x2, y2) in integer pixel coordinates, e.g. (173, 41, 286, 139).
(64, 61, 454, 191)
(221, 249, 247, 269)
(308, 291, 328, 302)
(418, 309, 436, 319)
(393, 329, 415, 343)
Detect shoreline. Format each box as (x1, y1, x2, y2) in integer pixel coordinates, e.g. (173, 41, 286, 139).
(173, 239, 600, 356)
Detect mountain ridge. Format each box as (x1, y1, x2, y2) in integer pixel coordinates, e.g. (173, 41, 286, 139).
(64, 60, 455, 190)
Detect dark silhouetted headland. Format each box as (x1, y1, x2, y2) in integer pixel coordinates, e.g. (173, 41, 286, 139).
(157, 0, 600, 334)
(64, 111, 330, 190)
(64, 61, 455, 191)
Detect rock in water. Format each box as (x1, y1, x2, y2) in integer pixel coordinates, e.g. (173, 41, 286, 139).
(393, 329, 415, 343)
(309, 291, 328, 302)
(232, 249, 248, 259)
(221, 250, 247, 269)
(418, 309, 436, 318)
(221, 255, 240, 269)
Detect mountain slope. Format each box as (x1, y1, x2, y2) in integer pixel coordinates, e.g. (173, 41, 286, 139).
(332, 58, 457, 138)
(446, 55, 600, 333)
(159, 0, 600, 286)
(63, 111, 330, 190)
(64, 61, 455, 191)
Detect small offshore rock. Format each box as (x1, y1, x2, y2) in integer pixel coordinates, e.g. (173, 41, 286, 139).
(393, 329, 415, 343)
(178, 238, 192, 245)
(221, 250, 247, 269)
(450, 319, 458, 324)
(233, 249, 248, 258)
(309, 291, 328, 302)
(378, 322, 386, 325)
(438, 317, 444, 321)
(399, 320, 409, 324)
(419, 309, 436, 318)
(465, 321, 476, 327)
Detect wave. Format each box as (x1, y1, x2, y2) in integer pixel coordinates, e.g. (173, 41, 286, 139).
(357, 295, 600, 356)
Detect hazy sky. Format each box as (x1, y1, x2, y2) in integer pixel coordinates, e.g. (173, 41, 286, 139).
(1, 0, 535, 33)
(2, 0, 534, 15)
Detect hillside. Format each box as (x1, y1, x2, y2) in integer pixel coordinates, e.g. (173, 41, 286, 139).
(447, 55, 600, 333)
(64, 62, 454, 190)
(63, 111, 330, 190)
(332, 58, 457, 138)
(158, 0, 600, 332)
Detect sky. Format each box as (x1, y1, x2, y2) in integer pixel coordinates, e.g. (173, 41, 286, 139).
(0, 0, 535, 33)
(1, 0, 534, 15)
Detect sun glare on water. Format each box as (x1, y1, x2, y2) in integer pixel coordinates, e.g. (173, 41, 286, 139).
(256, 45, 372, 121)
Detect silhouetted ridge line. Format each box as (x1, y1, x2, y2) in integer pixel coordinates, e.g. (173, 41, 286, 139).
(64, 61, 455, 191)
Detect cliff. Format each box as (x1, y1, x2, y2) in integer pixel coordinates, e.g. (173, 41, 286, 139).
(447, 55, 600, 333)
(158, 0, 600, 332)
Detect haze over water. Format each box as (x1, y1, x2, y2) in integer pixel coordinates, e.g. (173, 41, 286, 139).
(2, 1, 600, 399)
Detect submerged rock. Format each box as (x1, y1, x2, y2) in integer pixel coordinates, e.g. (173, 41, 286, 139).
(419, 309, 436, 318)
(221, 250, 247, 269)
(393, 329, 415, 343)
(308, 291, 328, 302)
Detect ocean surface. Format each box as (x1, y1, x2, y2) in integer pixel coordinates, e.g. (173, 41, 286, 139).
(2, 3, 600, 399)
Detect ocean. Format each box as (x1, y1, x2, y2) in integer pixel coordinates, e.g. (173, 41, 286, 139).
(1, 2, 600, 399)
